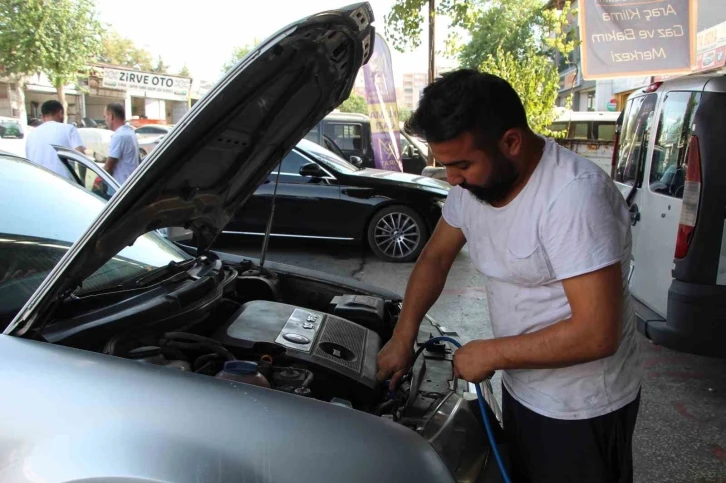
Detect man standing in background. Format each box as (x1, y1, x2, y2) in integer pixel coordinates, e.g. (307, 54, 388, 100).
(25, 100, 85, 179)
(104, 102, 139, 184)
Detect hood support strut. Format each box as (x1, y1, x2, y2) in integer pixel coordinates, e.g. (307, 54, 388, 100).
(260, 166, 283, 268)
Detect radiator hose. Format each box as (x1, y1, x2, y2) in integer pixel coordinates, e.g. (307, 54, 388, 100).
(423, 336, 512, 483)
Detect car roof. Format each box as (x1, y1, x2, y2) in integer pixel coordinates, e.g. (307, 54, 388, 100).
(628, 74, 726, 100)
(554, 111, 620, 122)
(325, 112, 370, 122)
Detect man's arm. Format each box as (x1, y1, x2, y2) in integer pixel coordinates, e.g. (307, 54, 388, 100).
(68, 125, 86, 154)
(104, 157, 119, 175)
(393, 218, 466, 343)
(453, 261, 623, 382)
(376, 217, 466, 388)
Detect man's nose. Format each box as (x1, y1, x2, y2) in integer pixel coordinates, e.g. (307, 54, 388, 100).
(446, 169, 463, 186)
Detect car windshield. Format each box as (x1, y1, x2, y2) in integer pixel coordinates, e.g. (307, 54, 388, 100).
(0, 156, 190, 323)
(300, 140, 360, 173)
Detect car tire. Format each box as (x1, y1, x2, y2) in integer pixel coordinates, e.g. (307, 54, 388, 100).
(367, 205, 428, 263)
(139, 148, 147, 161)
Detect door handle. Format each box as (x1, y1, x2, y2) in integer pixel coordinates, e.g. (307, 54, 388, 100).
(629, 203, 640, 226)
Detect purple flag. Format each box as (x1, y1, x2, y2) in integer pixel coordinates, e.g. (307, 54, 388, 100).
(363, 33, 402, 171)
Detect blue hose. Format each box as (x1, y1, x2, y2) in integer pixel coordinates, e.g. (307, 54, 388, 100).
(423, 336, 512, 483)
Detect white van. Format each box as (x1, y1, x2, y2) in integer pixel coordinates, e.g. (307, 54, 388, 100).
(550, 110, 620, 174)
(613, 75, 726, 358)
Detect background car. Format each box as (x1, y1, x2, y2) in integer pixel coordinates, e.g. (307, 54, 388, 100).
(79, 126, 149, 163)
(305, 112, 430, 174)
(0, 116, 31, 157)
(228, 139, 449, 262)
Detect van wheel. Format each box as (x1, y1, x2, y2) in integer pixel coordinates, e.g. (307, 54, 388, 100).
(367, 205, 428, 263)
(139, 148, 147, 161)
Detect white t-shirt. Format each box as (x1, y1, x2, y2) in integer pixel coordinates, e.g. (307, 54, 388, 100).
(109, 124, 140, 184)
(25, 121, 83, 180)
(443, 138, 642, 420)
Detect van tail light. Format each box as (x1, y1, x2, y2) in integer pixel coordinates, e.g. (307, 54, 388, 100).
(675, 135, 702, 259)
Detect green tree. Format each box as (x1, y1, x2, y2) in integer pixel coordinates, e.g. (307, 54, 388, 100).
(221, 42, 258, 74)
(398, 107, 412, 123)
(178, 64, 191, 77)
(0, 0, 103, 123)
(151, 55, 169, 74)
(458, 0, 545, 69)
(385, 0, 473, 53)
(98, 30, 154, 71)
(478, 1, 578, 135)
(338, 93, 368, 115)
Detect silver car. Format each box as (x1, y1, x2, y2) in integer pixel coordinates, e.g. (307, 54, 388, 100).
(0, 4, 503, 482)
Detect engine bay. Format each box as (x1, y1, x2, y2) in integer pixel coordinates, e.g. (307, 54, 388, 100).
(42, 254, 497, 480)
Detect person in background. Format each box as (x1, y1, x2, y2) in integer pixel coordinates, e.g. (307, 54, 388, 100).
(104, 102, 140, 184)
(25, 100, 85, 180)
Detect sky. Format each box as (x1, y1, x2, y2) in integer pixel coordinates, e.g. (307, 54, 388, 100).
(94, 0, 457, 85)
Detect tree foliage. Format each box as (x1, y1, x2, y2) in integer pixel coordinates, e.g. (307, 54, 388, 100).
(0, 0, 103, 121)
(221, 43, 256, 74)
(178, 64, 191, 77)
(458, 0, 545, 69)
(478, 1, 578, 135)
(98, 30, 154, 71)
(384, 0, 472, 53)
(151, 55, 169, 74)
(338, 93, 368, 115)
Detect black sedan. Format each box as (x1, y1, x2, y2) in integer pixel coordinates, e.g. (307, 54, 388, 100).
(227, 139, 449, 262)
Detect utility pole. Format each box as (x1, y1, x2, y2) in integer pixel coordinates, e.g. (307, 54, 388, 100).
(427, 0, 436, 166)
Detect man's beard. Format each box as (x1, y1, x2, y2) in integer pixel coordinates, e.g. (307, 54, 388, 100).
(460, 150, 520, 204)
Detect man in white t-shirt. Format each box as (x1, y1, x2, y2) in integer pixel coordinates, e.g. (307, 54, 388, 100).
(376, 70, 642, 482)
(25, 100, 85, 180)
(104, 102, 139, 184)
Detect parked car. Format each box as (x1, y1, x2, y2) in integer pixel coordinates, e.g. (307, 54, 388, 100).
(550, 110, 620, 175)
(134, 123, 174, 136)
(0, 116, 30, 157)
(612, 75, 726, 358)
(0, 4, 504, 482)
(79, 126, 149, 162)
(305, 112, 430, 174)
(228, 139, 449, 262)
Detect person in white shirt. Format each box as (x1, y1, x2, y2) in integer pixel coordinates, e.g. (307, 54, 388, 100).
(104, 103, 139, 184)
(25, 100, 85, 180)
(376, 70, 642, 483)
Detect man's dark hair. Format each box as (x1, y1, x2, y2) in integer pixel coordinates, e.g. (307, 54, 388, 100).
(405, 69, 528, 150)
(106, 102, 126, 121)
(41, 100, 64, 117)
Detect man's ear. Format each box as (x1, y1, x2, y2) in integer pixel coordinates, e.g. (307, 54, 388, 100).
(499, 129, 523, 158)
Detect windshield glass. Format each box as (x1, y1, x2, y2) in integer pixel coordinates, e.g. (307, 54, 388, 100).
(299, 139, 360, 173)
(0, 156, 190, 322)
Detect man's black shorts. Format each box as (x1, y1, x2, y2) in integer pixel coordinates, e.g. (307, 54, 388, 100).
(502, 385, 641, 483)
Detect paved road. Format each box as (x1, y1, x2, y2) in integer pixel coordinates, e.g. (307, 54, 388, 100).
(214, 235, 726, 483)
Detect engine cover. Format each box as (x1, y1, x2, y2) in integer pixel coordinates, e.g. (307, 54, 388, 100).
(215, 301, 381, 390)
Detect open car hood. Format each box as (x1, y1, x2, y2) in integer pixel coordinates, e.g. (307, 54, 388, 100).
(7, 3, 374, 335)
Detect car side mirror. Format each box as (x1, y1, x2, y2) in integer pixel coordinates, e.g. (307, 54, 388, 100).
(299, 163, 325, 177)
(349, 156, 363, 167)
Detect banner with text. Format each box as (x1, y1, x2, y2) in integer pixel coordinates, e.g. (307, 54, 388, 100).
(363, 33, 403, 172)
(579, 0, 697, 79)
(102, 68, 191, 102)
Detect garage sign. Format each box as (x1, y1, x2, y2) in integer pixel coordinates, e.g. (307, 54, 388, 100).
(579, 0, 697, 79)
(102, 67, 191, 102)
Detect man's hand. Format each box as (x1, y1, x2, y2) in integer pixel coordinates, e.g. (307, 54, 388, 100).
(453, 339, 496, 383)
(376, 336, 414, 392)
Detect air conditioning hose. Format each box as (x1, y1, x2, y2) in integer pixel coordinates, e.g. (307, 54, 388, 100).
(422, 336, 512, 483)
